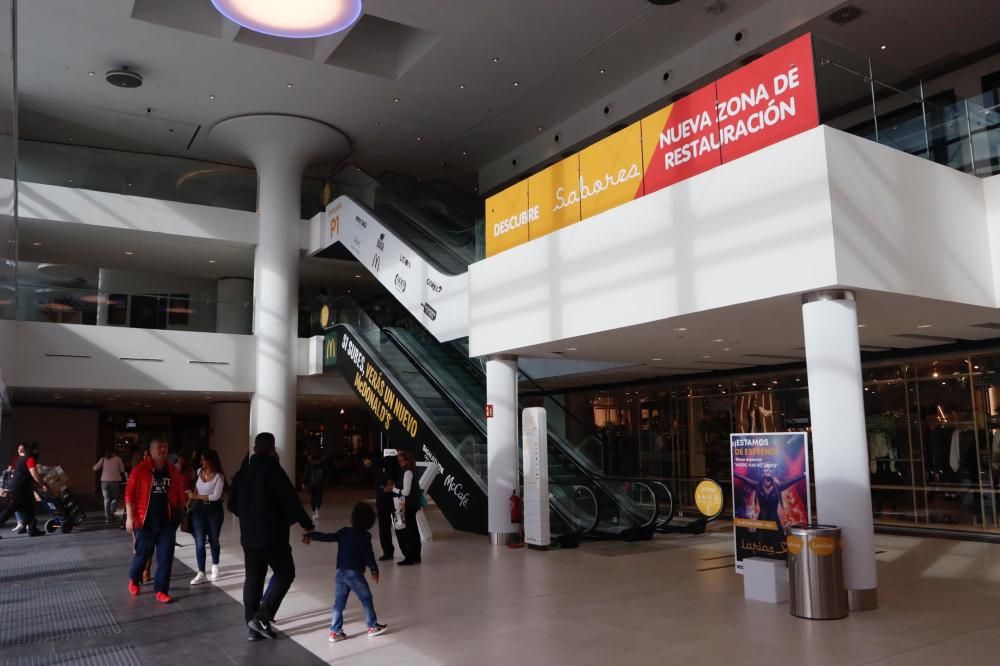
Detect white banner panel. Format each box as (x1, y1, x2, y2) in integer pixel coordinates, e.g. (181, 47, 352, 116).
(522, 407, 549, 547)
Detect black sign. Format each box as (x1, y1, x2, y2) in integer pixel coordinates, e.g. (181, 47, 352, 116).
(394, 274, 407, 293)
(426, 278, 443, 293)
(326, 329, 487, 534)
(421, 302, 437, 321)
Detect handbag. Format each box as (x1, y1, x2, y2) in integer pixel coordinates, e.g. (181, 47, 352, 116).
(179, 501, 193, 534)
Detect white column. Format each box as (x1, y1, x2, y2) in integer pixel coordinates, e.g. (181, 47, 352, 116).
(802, 290, 878, 610)
(209, 401, 251, 482)
(486, 355, 518, 543)
(216, 277, 252, 334)
(210, 114, 348, 480)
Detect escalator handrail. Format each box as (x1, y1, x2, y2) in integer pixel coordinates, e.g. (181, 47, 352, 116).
(330, 322, 487, 495)
(549, 482, 600, 536)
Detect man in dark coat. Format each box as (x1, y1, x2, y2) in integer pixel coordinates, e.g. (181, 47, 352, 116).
(229, 433, 314, 641)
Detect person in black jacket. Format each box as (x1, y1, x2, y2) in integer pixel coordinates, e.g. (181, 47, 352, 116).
(228, 433, 315, 642)
(362, 452, 400, 562)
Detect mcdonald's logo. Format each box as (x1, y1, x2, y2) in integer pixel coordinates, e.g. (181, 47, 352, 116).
(324, 335, 337, 365)
(329, 214, 340, 238)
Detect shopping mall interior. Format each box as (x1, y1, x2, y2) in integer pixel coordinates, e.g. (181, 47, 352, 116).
(2, 1, 1000, 664)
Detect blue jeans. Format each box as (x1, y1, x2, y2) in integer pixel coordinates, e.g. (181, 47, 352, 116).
(101, 481, 119, 519)
(331, 569, 377, 633)
(129, 521, 177, 594)
(191, 501, 224, 572)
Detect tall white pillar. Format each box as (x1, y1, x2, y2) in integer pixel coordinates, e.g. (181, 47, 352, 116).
(802, 290, 878, 610)
(486, 355, 519, 543)
(216, 277, 253, 334)
(209, 401, 251, 483)
(210, 115, 348, 480)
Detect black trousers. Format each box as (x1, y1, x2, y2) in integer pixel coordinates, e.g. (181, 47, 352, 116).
(242, 545, 295, 624)
(394, 503, 421, 562)
(0, 490, 36, 529)
(309, 485, 323, 512)
(375, 488, 394, 557)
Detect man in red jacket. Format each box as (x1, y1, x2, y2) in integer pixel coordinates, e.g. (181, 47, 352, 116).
(125, 438, 187, 603)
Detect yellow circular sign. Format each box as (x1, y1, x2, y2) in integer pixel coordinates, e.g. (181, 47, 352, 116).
(319, 304, 331, 329)
(694, 479, 724, 518)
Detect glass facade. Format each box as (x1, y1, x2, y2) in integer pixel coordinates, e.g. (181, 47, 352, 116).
(529, 349, 1000, 536)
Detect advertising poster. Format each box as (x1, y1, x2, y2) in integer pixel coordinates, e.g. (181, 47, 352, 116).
(577, 120, 644, 220)
(527, 157, 581, 240)
(730, 432, 810, 573)
(485, 179, 531, 257)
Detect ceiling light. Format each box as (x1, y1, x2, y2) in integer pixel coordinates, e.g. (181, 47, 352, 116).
(721, 347, 732, 352)
(857, 324, 866, 328)
(651, 357, 663, 361)
(209, 259, 216, 264)
(712, 338, 724, 343)
(209, 94, 216, 100)
(340, 408, 345, 415)
(354, 274, 361, 278)
(673, 327, 687, 332)
(880, 44, 887, 50)
(916, 324, 932, 329)
(492, 57, 500, 63)
(88, 71, 95, 76)
(566, 347, 577, 351)
(68, 137, 74, 142)
(374, 121, 381, 126)
(458, 83, 466, 89)
(286, 82, 294, 88)
(125, 251, 135, 256)
(599, 68, 606, 74)
(210, 0, 362, 39)
(32, 241, 41, 247)
(416, 136, 422, 142)
(701, 355, 711, 359)
(393, 97, 400, 103)
(461, 151, 467, 156)
(513, 81, 520, 86)
(537, 126, 542, 131)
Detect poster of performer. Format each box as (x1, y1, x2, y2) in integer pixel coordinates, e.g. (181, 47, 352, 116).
(730, 432, 810, 573)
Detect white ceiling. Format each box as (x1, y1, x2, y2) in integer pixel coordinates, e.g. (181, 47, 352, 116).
(513, 289, 1000, 389)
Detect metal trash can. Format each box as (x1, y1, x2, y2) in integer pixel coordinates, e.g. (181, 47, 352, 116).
(787, 524, 848, 620)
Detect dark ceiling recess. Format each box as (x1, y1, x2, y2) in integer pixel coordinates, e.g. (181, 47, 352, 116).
(827, 5, 863, 25)
(647, 0, 682, 4)
(106, 66, 143, 88)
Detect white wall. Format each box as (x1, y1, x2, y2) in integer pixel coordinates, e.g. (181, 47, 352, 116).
(469, 127, 839, 357)
(984, 174, 1000, 304)
(11, 321, 256, 393)
(827, 128, 995, 308)
(16, 180, 259, 243)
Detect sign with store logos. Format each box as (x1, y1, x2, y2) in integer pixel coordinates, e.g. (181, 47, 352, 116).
(484, 33, 818, 258)
(730, 432, 810, 573)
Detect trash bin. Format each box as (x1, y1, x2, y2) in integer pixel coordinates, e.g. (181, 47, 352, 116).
(787, 524, 848, 620)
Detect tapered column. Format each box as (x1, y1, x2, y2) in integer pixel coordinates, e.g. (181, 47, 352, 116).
(802, 290, 878, 611)
(486, 354, 518, 543)
(210, 115, 348, 479)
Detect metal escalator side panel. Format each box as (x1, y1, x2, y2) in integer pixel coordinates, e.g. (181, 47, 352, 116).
(327, 324, 487, 534)
(307, 194, 469, 343)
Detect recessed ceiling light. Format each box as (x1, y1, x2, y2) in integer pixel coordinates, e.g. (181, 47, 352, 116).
(916, 324, 932, 329)
(721, 347, 732, 352)
(209, 259, 216, 264)
(354, 274, 361, 278)
(68, 137, 74, 142)
(32, 241, 42, 247)
(88, 71, 95, 76)
(513, 81, 520, 86)
(374, 121, 381, 127)
(125, 251, 135, 256)
(458, 83, 466, 89)
(651, 357, 662, 361)
(712, 338, 724, 343)
(673, 327, 687, 332)
(880, 44, 887, 50)
(566, 347, 577, 351)
(492, 57, 500, 63)
(416, 136, 422, 142)
(393, 97, 400, 103)
(461, 151, 467, 156)
(701, 354, 711, 359)
(536, 126, 543, 131)
(209, 94, 216, 100)
(209, 0, 362, 38)
(857, 323, 866, 328)
(599, 68, 606, 74)
(286, 82, 293, 88)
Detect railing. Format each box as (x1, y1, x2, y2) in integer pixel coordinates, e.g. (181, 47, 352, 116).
(814, 35, 1000, 178)
(3, 282, 251, 334)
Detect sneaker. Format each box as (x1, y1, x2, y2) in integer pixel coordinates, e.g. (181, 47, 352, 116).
(367, 624, 388, 637)
(329, 631, 348, 643)
(247, 616, 274, 640)
(209, 564, 219, 581)
(248, 629, 265, 642)
(190, 571, 208, 586)
(128, 580, 140, 597)
(155, 592, 172, 604)
(312, 510, 319, 520)
(13, 525, 26, 535)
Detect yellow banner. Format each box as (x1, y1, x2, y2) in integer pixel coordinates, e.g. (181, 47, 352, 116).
(578, 121, 644, 221)
(527, 156, 581, 240)
(485, 180, 532, 257)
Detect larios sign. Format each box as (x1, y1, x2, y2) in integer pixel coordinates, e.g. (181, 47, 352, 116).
(485, 34, 819, 257)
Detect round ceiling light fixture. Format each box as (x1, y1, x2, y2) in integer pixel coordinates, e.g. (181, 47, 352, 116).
(210, 0, 363, 39)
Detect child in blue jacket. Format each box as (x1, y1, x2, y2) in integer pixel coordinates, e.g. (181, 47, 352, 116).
(306, 502, 388, 642)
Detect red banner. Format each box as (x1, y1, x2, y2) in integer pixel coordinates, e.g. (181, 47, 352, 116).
(640, 83, 721, 196)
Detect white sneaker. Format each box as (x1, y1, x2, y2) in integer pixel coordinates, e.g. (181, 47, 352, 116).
(209, 564, 219, 581)
(312, 510, 319, 520)
(190, 571, 208, 585)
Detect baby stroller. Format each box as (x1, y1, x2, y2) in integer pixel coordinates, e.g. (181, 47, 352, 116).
(38, 487, 87, 533)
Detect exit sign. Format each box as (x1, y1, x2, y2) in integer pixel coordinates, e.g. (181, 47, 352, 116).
(485, 404, 494, 418)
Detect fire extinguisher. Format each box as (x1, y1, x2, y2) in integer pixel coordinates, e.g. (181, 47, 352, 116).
(509, 489, 524, 548)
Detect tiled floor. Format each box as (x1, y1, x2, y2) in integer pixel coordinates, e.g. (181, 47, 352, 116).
(5, 490, 1000, 665)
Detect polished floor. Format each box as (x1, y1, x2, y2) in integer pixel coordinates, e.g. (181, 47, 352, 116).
(4, 490, 1000, 665)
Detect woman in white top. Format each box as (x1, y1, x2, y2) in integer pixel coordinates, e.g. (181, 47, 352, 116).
(186, 449, 226, 585)
(391, 450, 422, 565)
(93, 448, 126, 522)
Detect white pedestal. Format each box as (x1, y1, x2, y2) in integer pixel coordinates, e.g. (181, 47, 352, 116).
(743, 557, 789, 604)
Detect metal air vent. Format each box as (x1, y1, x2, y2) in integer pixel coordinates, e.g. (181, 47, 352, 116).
(828, 5, 863, 25)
